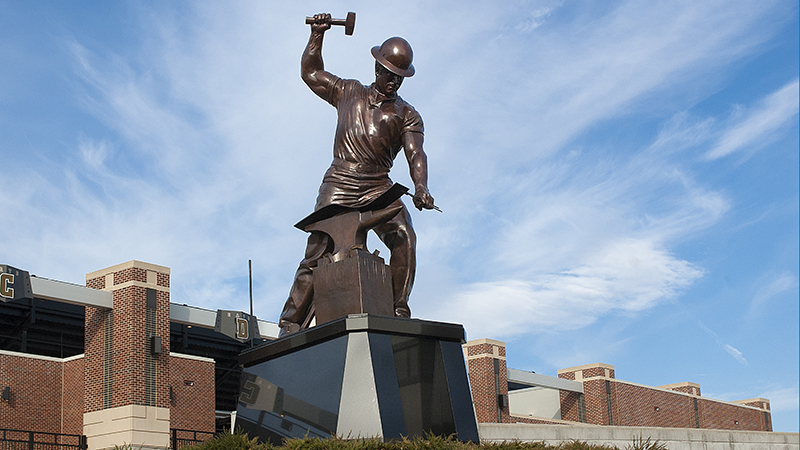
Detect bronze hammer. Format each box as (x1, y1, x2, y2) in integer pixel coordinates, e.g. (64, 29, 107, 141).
(305, 12, 356, 36)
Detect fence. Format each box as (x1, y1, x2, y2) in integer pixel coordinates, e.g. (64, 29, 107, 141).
(170, 428, 215, 450)
(0, 429, 86, 450)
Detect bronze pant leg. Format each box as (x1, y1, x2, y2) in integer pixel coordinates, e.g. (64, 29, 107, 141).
(373, 202, 416, 318)
(278, 231, 332, 334)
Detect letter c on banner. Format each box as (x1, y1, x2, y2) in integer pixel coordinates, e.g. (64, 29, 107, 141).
(0, 273, 14, 299)
(236, 317, 249, 340)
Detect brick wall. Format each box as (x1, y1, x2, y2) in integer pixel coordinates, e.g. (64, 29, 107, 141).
(83, 304, 107, 413)
(0, 351, 62, 432)
(463, 339, 510, 424)
(169, 354, 215, 432)
(699, 396, 771, 431)
(613, 380, 697, 428)
(554, 364, 771, 431)
(62, 355, 85, 435)
(559, 391, 582, 422)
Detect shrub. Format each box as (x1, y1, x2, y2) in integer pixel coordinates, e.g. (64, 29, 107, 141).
(181, 432, 661, 450)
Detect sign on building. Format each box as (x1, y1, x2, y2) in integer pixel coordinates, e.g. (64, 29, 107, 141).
(0, 265, 33, 302)
(215, 310, 259, 342)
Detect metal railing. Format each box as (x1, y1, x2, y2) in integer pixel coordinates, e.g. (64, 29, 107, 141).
(170, 428, 215, 450)
(0, 429, 86, 450)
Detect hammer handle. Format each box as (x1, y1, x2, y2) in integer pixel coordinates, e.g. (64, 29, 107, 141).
(305, 17, 347, 26)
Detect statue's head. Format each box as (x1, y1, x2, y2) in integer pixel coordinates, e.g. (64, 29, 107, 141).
(372, 37, 414, 96)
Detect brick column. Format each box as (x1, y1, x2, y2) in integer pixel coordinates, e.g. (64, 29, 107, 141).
(83, 261, 171, 450)
(463, 338, 510, 423)
(558, 363, 615, 425)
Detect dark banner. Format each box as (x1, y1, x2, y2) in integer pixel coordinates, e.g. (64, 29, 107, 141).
(215, 310, 259, 342)
(0, 265, 33, 302)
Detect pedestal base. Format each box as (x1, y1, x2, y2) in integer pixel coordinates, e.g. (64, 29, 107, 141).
(235, 315, 479, 443)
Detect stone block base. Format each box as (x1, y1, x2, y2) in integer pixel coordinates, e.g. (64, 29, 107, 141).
(84, 405, 170, 450)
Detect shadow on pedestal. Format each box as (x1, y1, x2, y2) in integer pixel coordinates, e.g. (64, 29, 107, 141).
(235, 314, 479, 443)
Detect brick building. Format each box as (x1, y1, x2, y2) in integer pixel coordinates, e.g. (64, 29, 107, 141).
(463, 339, 772, 432)
(0, 261, 272, 449)
(0, 261, 775, 449)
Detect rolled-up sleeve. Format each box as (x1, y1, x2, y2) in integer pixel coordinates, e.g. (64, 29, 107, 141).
(402, 106, 424, 136)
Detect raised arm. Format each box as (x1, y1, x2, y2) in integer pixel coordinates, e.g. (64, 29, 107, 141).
(301, 13, 336, 99)
(403, 131, 435, 210)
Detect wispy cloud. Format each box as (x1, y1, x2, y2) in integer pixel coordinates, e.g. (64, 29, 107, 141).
(434, 240, 703, 339)
(698, 321, 748, 365)
(706, 80, 800, 160)
(749, 272, 799, 316)
(760, 386, 800, 413)
(723, 344, 748, 365)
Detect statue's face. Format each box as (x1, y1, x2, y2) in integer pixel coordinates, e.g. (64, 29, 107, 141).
(375, 63, 403, 97)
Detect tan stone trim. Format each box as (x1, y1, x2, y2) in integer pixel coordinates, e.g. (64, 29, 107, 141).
(731, 397, 770, 404)
(658, 381, 701, 390)
(0, 349, 67, 362)
(63, 353, 85, 362)
(171, 352, 214, 363)
(583, 377, 769, 411)
(465, 353, 506, 361)
(464, 338, 506, 347)
(105, 280, 170, 293)
(86, 260, 170, 281)
(557, 362, 615, 374)
(509, 414, 576, 425)
(731, 398, 771, 409)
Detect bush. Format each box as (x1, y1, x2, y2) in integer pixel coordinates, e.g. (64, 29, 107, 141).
(182, 432, 656, 450)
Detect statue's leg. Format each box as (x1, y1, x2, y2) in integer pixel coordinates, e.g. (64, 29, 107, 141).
(278, 231, 332, 336)
(373, 202, 416, 318)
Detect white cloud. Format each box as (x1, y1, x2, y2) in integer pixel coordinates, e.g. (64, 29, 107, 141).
(697, 321, 749, 366)
(750, 272, 799, 314)
(759, 386, 800, 413)
(706, 80, 800, 159)
(723, 344, 748, 365)
(429, 237, 703, 340)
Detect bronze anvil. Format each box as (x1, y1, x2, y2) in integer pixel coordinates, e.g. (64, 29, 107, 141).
(293, 183, 409, 325)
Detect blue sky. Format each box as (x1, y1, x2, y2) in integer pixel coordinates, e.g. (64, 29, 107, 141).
(1, 0, 797, 431)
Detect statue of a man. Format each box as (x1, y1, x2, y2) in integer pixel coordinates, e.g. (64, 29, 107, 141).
(278, 13, 435, 336)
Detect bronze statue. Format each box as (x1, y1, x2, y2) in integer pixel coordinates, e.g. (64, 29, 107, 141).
(278, 13, 435, 336)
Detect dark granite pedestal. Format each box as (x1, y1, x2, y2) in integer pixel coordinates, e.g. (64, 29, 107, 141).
(235, 314, 479, 443)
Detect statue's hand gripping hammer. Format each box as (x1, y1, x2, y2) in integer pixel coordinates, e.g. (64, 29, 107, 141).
(305, 12, 356, 36)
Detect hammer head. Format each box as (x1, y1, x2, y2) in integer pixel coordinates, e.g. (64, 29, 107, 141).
(344, 12, 355, 36)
